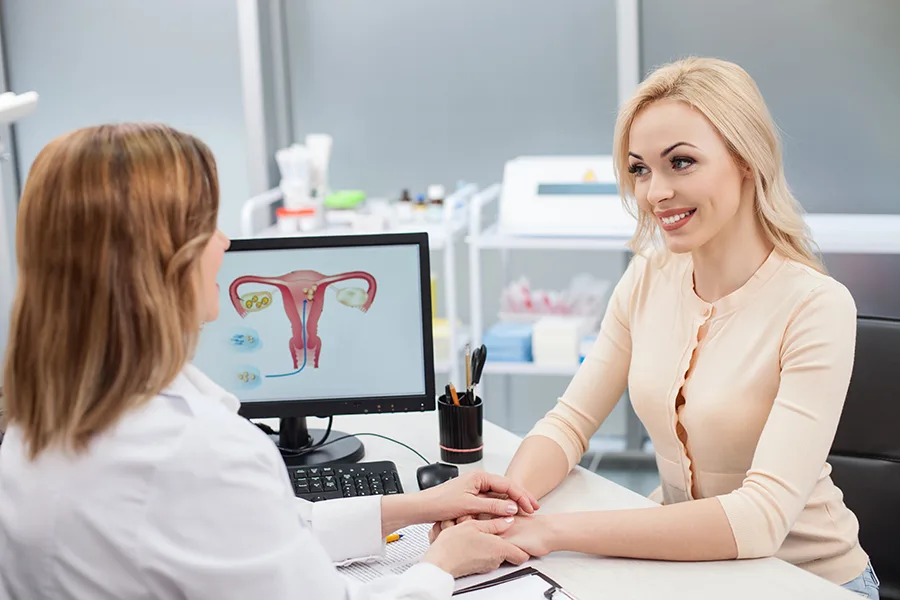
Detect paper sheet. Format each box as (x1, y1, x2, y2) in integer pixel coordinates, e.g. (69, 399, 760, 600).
(453, 561, 536, 592)
(337, 523, 432, 583)
(454, 574, 576, 598)
(455, 575, 552, 598)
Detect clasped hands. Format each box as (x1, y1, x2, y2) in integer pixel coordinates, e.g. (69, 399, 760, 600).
(383, 471, 553, 578)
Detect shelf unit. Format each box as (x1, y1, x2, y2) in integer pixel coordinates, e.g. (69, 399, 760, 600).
(466, 184, 648, 453)
(466, 188, 900, 456)
(239, 184, 478, 385)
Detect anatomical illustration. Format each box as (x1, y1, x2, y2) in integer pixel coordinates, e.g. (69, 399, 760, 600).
(229, 269, 377, 378)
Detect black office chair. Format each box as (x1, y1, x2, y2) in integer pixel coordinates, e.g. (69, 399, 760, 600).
(829, 316, 900, 600)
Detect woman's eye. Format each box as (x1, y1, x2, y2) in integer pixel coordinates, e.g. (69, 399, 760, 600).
(672, 157, 695, 170)
(628, 164, 649, 177)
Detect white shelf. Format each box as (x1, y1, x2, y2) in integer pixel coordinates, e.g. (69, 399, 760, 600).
(804, 213, 900, 255)
(468, 224, 631, 251)
(257, 217, 466, 251)
(482, 361, 581, 376)
(467, 214, 900, 254)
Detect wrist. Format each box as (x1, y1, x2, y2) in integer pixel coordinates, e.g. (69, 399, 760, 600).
(422, 545, 457, 578)
(381, 494, 428, 537)
(543, 514, 571, 553)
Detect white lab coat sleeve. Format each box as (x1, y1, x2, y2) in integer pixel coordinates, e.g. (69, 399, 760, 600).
(137, 418, 454, 600)
(295, 496, 386, 563)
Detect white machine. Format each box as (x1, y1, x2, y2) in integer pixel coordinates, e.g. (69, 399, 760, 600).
(498, 155, 636, 237)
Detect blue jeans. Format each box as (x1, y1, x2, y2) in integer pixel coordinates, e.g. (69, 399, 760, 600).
(842, 561, 880, 599)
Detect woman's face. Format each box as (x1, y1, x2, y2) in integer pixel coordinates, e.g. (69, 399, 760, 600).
(200, 229, 230, 322)
(627, 99, 751, 254)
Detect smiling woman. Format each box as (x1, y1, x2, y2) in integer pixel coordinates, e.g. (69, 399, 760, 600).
(499, 57, 881, 599)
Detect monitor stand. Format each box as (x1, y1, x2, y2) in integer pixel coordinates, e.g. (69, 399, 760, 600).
(276, 416, 365, 467)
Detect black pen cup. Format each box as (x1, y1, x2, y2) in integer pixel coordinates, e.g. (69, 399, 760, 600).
(438, 394, 483, 464)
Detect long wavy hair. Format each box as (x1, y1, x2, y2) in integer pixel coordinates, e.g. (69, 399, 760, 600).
(3, 123, 219, 459)
(613, 57, 824, 273)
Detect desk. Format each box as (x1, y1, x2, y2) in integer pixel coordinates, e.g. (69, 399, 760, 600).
(303, 412, 858, 600)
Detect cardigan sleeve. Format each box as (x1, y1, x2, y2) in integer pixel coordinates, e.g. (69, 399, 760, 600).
(716, 280, 857, 558)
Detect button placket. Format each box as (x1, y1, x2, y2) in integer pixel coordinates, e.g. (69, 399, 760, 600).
(673, 305, 714, 500)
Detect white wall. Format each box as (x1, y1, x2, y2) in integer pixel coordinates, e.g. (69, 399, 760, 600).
(2, 0, 251, 236)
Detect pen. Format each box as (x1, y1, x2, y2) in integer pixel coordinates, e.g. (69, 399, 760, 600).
(385, 533, 403, 543)
(449, 383, 460, 407)
(464, 343, 472, 404)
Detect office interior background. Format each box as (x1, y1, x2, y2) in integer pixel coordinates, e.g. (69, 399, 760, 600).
(0, 0, 898, 493)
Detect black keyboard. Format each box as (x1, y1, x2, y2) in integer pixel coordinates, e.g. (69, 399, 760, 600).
(288, 461, 404, 502)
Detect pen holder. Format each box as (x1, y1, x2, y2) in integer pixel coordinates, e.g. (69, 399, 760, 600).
(438, 394, 483, 464)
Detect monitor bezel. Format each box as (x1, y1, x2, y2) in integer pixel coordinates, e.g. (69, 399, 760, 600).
(216, 232, 436, 419)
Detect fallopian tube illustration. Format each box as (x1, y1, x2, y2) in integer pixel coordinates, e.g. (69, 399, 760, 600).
(229, 270, 377, 377)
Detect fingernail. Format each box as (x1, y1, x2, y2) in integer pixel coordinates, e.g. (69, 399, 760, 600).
(506, 503, 518, 514)
(505, 517, 514, 523)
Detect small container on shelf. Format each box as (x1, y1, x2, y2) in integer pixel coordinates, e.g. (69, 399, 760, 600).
(276, 206, 319, 234)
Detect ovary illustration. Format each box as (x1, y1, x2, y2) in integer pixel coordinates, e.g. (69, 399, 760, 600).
(229, 269, 377, 377)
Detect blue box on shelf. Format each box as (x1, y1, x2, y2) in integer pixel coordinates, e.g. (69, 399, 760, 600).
(482, 322, 533, 363)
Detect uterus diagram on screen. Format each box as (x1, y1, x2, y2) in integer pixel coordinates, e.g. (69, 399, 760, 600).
(228, 269, 377, 378)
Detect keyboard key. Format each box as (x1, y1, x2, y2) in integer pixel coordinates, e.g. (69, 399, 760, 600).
(323, 468, 334, 476)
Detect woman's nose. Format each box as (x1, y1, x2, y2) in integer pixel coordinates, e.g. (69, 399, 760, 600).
(646, 174, 675, 206)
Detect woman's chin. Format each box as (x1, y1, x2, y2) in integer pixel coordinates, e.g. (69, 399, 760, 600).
(663, 234, 697, 254)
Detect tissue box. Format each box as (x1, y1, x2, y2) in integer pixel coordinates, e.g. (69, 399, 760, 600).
(532, 317, 593, 366)
(483, 322, 533, 363)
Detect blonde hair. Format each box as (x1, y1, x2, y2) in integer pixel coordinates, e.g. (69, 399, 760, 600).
(3, 123, 219, 459)
(613, 57, 824, 273)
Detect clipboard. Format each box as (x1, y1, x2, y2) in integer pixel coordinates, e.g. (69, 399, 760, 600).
(453, 567, 579, 599)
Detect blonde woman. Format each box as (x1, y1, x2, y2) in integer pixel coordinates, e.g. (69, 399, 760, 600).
(484, 58, 878, 597)
(0, 124, 538, 600)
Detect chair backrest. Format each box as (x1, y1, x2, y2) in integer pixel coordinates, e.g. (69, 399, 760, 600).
(829, 316, 900, 600)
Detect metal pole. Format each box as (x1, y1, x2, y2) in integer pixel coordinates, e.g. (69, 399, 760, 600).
(236, 0, 270, 196)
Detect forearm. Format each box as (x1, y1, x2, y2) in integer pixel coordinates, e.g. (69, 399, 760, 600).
(505, 436, 570, 500)
(546, 497, 738, 561)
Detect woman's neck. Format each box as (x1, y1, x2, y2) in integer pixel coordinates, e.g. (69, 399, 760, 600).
(691, 209, 773, 304)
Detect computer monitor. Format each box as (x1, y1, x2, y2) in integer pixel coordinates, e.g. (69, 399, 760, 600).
(193, 232, 436, 466)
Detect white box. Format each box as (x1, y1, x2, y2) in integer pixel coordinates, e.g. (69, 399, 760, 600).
(532, 316, 593, 366)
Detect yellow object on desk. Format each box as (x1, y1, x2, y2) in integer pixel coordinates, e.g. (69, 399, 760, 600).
(385, 533, 403, 544)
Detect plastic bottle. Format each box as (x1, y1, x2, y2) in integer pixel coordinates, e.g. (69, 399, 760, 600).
(413, 193, 428, 222)
(426, 184, 445, 222)
(396, 188, 413, 222)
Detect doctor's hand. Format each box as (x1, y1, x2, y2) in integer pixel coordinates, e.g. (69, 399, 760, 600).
(418, 470, 540, 525)
(423, 517, 531, 578)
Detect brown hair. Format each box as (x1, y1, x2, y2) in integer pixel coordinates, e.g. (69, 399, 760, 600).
(2, 123, 219, 458)
(613, 57, 824, 273)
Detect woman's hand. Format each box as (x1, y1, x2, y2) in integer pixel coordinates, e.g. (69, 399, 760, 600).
(423, 517, 530, 578)
(432, 514, 557, 559)
(381, 470, 539, 536)
(498, 514, 557, 557)
(418, 470, 540, 524)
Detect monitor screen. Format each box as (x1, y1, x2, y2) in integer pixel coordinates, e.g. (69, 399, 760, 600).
(193, 234, 432, 415)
